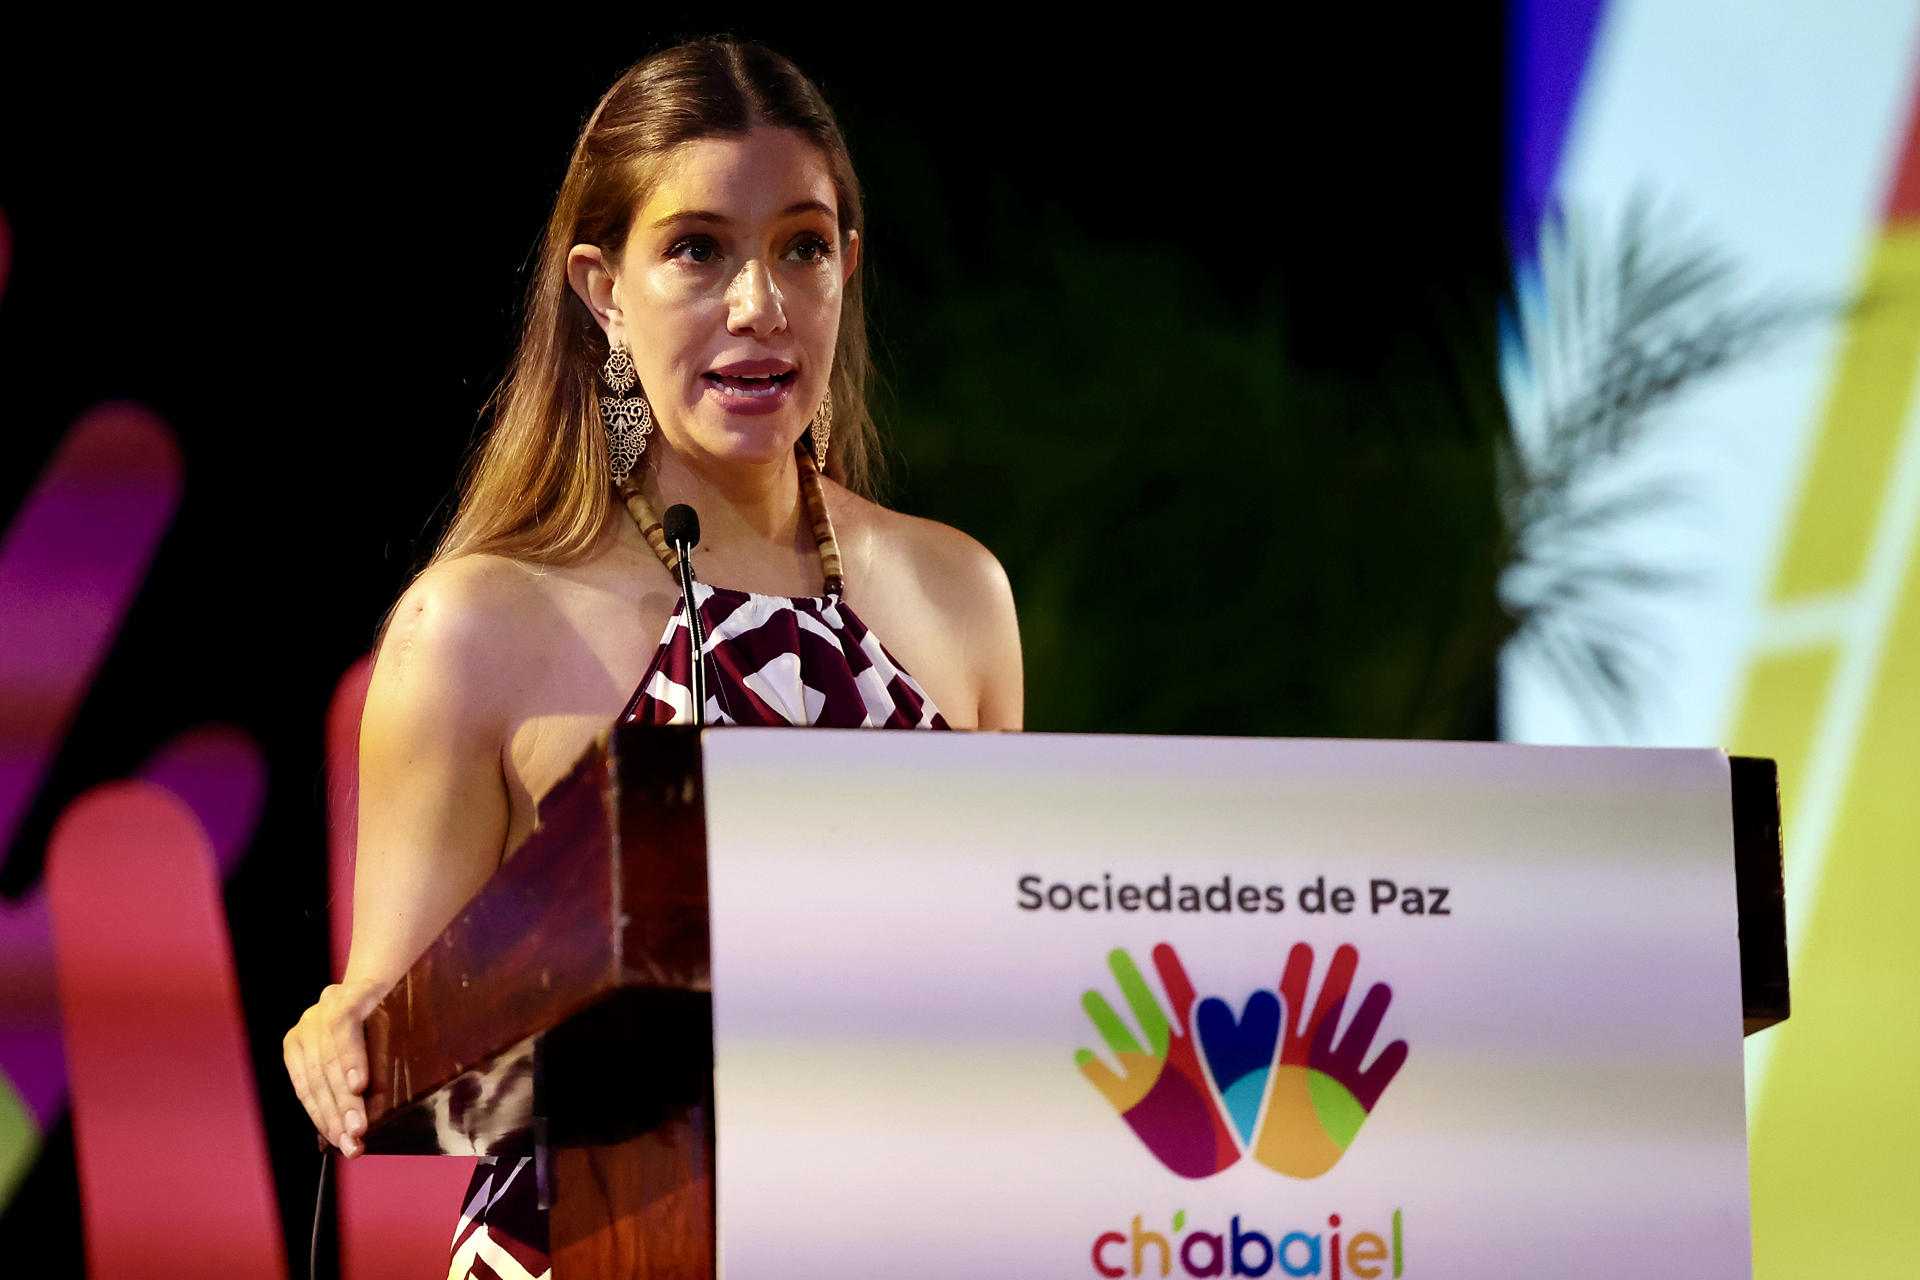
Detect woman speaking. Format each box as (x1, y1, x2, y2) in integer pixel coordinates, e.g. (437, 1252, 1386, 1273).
(283, 38, 1022, 1273)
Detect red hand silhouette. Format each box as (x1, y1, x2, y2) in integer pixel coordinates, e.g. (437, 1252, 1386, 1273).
(1076, 943, 1241, 1178)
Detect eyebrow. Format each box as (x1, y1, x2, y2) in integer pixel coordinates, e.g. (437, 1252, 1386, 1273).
(650, 199, 837, 228)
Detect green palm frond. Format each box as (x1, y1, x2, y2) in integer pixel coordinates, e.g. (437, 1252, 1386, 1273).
(1499, 196, 1821, 733)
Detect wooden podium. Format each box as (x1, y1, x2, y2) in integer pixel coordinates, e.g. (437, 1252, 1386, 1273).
(357, 726, 713, 1276)
(356, 727, 1788, 1278)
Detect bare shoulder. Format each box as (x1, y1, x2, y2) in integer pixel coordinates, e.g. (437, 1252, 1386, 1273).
(830, 484, 1012, 620)
(828, 483, 1023, 730)
(381, 554, 551, 663)
(370, 553, 558, 730)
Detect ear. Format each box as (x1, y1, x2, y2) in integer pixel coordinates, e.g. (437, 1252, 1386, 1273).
(842, 228, 860, 286)
(566, 244, 622, 341)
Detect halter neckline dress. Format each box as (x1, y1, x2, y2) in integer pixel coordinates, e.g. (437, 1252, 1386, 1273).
(448, 449, 948, 1280)
(620, 580, 949, 729)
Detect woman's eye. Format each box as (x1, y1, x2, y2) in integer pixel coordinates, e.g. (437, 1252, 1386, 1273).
(786, 233, 835, 263)
(668, 236, 718, 264)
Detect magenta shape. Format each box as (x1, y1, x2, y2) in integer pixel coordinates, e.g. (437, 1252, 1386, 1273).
(137, 725, 267, 880)
(0, 889, 62, 1128)
(1107, 944, 1243, 1180)
(0, 403, 181, 864)
(1309, 980, 1409, 1112)
(325, 657, 372, 968)
(1121, 1056, 1235, 1179)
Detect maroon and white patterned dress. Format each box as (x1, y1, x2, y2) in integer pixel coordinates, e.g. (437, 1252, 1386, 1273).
(447, 582, 947, 1279)
(624, 582, 949, 729)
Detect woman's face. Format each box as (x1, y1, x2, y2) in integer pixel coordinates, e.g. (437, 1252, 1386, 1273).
(605, 126, 856, 474)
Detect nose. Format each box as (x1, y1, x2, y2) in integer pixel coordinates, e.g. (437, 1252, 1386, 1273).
(726, 259, 786, 338)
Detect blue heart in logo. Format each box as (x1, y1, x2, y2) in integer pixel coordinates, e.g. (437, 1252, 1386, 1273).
(1195, 990, 1280, 1146)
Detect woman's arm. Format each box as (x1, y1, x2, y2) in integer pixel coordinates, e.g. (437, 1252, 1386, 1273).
(283, 557, 520, 1156)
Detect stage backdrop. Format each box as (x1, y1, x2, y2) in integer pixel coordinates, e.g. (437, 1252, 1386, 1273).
(702, 731, 1749, 1280)
(1503, 6, 1920, 1274)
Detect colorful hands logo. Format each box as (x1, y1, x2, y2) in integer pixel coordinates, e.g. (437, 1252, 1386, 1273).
(1076, 942, 1408, 1180)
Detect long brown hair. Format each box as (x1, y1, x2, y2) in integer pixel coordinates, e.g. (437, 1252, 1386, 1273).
(431, 40, 877, 569)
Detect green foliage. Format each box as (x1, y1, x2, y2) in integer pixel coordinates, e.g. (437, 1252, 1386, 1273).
(861, 157, 1512, 739)
(1499, 199, 1823, 734)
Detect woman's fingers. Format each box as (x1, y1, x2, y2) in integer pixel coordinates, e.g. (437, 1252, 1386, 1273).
(284, 1022, 334, 1142)
(284, 979, 397, 1157)
(317, 1013, 366, 1156)
(333, 997, 371, 1111)
(283, 1031, 323, 1135)
(300, 1032, 345, 1153)
(284, 985, 375, 1156)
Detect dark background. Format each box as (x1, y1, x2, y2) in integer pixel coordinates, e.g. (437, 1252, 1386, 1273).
(0, 11, 1506, 1271)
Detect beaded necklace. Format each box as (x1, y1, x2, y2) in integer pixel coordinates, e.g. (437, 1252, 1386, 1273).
(615, 441, 845, 597)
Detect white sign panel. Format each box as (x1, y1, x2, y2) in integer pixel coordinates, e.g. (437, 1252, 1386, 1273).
(702, 731, 1749, 1280)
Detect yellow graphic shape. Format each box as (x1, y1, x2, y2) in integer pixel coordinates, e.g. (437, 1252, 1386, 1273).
(1743, 568, 1920, 1273)
(1076, 1050, 1162, 1113)
(1733, 212, 1920, 1275)
(1772, 228, 1920, 596)
(1731, 648, 1836, 808)
(1251, 1064, 1344, 1178)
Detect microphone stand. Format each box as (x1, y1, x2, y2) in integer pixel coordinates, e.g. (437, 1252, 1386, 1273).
(663, 504, 707, 728)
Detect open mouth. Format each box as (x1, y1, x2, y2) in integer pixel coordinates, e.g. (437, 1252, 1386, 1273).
(703, 369, 798, 398)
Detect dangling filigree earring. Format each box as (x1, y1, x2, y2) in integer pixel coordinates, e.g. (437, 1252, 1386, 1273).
(810, 386, 833, 471)
(600, 340, 652, 485)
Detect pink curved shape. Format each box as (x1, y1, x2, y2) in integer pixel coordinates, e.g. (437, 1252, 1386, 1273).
(0, 723, 268, 1207)
(327, 656, 373, 970)
(0, 403, 182, 862)
(325, 656, 477, 1279)
(45, 780, 286, 1279)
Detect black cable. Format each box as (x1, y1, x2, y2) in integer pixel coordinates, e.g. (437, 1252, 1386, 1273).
(310, 1147, 332, 1280)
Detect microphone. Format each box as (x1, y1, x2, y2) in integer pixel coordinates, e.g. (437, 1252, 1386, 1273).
(662, 503, 700, 553)
(662, 504, 708, 727)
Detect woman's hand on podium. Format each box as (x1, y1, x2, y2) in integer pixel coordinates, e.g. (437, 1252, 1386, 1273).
(283, 977, 392, 1158)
